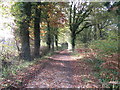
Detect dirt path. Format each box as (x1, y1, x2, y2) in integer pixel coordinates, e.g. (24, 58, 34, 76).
(26, 50, 102, 88)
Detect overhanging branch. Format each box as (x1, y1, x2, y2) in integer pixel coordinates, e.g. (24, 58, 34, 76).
(75, 24, 92, 35)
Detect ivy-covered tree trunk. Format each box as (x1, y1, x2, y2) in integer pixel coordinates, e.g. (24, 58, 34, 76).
(34, 3, 41, 57)
(20, 2, 31, 60)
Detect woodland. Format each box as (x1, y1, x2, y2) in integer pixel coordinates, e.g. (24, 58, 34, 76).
(0, 1, 120, 89)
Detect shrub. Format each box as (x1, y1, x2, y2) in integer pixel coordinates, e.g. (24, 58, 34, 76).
(90, 40, 118, 55)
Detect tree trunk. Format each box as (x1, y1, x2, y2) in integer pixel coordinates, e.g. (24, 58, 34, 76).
(94, 25, 97, 40)
(117, 13, 120, 78)
(19, 3, 31, 60)
(14, 36, 20, 52)
(51, 35, 54, 51)
(55, 34, 58, 50)
(99, 29, 103, 39)
(34, 3, 41, 57)
(46, 21, 51, 50)
(71, 32, 76, 51)
(20, 21, 31, 60)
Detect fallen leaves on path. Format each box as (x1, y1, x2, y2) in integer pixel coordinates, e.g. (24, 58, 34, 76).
(26, 50, 102, 88)
(1, 49, 103, 89)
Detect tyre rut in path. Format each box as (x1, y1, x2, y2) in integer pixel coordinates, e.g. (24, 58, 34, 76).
(26, 50, 101, 88)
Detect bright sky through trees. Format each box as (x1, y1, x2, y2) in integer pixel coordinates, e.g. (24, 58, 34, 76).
(0, 2, 14, 39)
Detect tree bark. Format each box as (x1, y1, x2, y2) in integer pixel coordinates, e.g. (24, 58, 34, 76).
(20, 21, 31, 60)
(34, 3, 41, 57)
(51, 35, 54, 51)
(94, 25, 97, 40)
(19, 3, 31, 60)
(55, 34, 58, 50)
(46, 21, 51, 51)
(71, 32, 76, 51)
(99, 29, 103, 39)
(117, 11, 120, 78)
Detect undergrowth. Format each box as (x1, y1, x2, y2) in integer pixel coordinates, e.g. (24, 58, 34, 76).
(0, 47, 57, 88)
(90, 40, 118, 55)
(85, 58, 119, 89)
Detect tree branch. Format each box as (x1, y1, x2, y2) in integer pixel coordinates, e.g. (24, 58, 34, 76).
(74, 8, 92, 31)
(75, 24, 92, 35)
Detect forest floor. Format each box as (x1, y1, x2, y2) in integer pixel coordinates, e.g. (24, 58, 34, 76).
(1, 49, 119, 89)
(25, 49, 102, 88)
